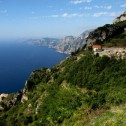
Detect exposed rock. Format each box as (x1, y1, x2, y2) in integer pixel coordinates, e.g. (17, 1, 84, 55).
(113, 11, 126, 24)
(94, 47, 126, 59)
(23, 80, 28, 93)
(28, 103, 32, 108)
(6, 91, 23, 109)
(0, 93, 8, 102)
(23, 71, 36, 93)
(35, 103, 41, 114)
(27, 104, 32, 112)
(21, 95, 28, 103)
(55, 30, 90, 54)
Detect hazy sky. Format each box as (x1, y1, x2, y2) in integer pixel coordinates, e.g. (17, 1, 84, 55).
(0, 0, 126, 39)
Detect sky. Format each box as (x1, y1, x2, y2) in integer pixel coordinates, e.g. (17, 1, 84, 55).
(0, 0, 126, 39)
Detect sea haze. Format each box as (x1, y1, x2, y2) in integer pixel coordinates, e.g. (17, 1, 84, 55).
(0, 42, 68, 93)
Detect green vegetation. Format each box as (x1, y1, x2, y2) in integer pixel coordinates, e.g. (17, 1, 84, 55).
(0, 49, 126, 126)
(0, 17, 126, 125)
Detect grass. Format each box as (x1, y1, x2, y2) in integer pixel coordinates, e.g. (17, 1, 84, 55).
(91, 105, 126, 126)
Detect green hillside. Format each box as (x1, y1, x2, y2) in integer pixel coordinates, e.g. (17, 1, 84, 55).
(0, 48, 126, 126)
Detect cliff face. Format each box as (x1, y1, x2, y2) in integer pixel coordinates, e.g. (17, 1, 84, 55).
(54, 36, 75, 54)
(54, 31, 90, 54)
(113, 11, 126, 24)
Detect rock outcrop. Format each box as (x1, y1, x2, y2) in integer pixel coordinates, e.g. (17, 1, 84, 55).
(0, 93, 8, 102)
(21, 95, 28, 103)
(113, 11, 126, 24)
(6, 91, 23, 109)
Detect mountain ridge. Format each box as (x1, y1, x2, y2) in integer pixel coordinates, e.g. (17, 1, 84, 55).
(26, 30, 91, 54)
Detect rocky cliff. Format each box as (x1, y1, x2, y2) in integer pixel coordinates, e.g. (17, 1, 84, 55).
(54, 31, 90, 54)
(113, 11, 126, 24)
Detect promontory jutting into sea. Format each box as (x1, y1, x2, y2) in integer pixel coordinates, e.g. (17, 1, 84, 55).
(0, 42, 68, 93)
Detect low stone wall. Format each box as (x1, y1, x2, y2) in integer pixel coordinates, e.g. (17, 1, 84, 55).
(94, 47, 126, 59)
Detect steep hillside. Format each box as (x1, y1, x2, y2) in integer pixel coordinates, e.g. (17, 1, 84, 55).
(0, 48, 126, 126)
(86, 21, 126, 47)
(86, 11, 126, 47)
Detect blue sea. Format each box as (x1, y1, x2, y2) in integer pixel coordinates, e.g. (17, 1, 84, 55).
(0, 42, 68, 93)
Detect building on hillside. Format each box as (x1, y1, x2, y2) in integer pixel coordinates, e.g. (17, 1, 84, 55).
(92, 45, 102, 52)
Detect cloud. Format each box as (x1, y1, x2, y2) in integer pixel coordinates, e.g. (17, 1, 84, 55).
(0, 10, 7, 14)
(120, 3, 126, 7)
(83, 5, 111, 11)
(108, 12, 123, 17)
(93, 11, 122, 17)
(29, 16, 41, 20)
(93, 12, 107, 17)
(50, 15, 59, 18)
(70, 0, 92, 4)
(62, 13, 83, 17)
(84, 7, 92, 10)
(94, 5, 112, 10)
(50, 13, 85, 18)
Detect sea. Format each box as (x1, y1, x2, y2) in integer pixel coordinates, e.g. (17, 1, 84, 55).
(0, 41, 68, 93)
